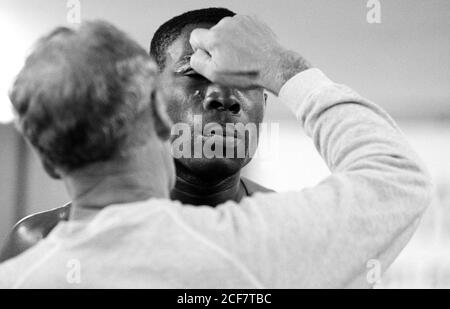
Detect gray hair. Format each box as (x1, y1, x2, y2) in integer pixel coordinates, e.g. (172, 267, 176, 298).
(9, 21, 159, 175)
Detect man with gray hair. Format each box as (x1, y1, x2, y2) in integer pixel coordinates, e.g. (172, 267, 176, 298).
(0, 16, 431, 288)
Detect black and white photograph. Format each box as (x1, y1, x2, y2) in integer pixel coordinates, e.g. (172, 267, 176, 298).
(0, 0, 448, 292)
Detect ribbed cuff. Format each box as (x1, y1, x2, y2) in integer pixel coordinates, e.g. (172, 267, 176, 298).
(278, 68, 334, 118)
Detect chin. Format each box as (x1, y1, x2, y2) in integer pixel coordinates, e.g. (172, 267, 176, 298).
(176, 157, 249, 182)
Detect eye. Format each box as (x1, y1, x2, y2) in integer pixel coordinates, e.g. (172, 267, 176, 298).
(184, 69, 208, 81)
(182, 68, 198, 76)
(174, 61, 209, 82)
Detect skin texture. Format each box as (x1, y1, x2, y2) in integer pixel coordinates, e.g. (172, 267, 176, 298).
(188, 15, 311, 94)
(0, 204, 71, 262)
(161, 22, 267, 206)
(1, 66, 177, 262)
(0, 20, 273, 262)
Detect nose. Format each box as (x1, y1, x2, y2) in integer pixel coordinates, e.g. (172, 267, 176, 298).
(203, 86, 241, 115)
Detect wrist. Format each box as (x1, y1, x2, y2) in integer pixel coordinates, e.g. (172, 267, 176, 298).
(263, 49, 312, 95)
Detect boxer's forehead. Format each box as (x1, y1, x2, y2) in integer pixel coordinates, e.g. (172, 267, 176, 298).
(165, 22, 214, 69)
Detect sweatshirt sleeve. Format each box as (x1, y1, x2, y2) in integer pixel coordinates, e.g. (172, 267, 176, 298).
(176, 68, 432, 288)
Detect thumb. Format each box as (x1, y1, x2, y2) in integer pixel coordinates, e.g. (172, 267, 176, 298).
(190, 48, 214, 80)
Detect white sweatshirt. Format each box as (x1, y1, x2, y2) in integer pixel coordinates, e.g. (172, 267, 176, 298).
(0, 69, 432, 288)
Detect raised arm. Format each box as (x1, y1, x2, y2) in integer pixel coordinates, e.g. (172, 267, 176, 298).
(181, 15, 432, 288)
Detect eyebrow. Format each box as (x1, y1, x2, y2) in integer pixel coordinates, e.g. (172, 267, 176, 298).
(173, 54, 260, 78)
(173, 54, 194, 74)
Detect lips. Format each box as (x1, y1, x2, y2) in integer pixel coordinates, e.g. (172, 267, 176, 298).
(202, 122, 241, 139)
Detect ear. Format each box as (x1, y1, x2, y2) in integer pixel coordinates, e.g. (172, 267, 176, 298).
(263, 92, 268, 107)
(151, 90, 173, 141)
(42, 158, 62, 179)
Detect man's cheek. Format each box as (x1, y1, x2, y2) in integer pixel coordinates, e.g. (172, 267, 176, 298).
(251, 100, 266, 124)
(166, 104, 184, 124)
(164, 91, 188, 123)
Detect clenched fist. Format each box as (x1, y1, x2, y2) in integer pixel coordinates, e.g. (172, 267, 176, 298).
(189, 15, 311, 95)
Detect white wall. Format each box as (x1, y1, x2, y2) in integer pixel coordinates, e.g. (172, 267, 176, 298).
(0, 0, 449, 287)
(0, 125, 19, 245)
(1, 0, 449, 121)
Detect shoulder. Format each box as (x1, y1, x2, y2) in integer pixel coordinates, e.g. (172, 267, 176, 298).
(0, 203, 71, 262)
(13, 203, 72, 237)
(241, 177, 274, 195)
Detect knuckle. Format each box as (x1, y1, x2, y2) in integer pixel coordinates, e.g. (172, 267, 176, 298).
(190, 28, 200, 37)
(189, 30, 199, 43)
(220, 16, 233, 24)
(208, 31, 220, 46)
(215, 16, 234, 30)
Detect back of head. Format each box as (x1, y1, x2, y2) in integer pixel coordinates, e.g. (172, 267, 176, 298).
(150, 7, 235, 70)
(10, 21, 159, 177)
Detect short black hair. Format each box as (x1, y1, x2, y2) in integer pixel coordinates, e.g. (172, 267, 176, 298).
(150, 7, 235, 70)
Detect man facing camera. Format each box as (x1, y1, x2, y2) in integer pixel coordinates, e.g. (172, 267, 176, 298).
(0, 16, 430, 288)
(0, 8, 271, 262)
(150, 8, 273, 206)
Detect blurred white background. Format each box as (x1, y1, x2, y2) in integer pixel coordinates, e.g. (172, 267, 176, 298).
(0, 0, 449, 288)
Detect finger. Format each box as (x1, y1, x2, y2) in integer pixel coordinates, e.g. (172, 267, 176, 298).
(190, 48, 213, 79)
(216, 70, 259, 78)
(212, 15, 234, 29)
(189, 28, 215, 52)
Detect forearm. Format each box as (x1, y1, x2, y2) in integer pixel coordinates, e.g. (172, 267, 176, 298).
(280, 68, 429, 180)
(263, 49, 312, 94)
(194, 69, 432, 288)
(244, 69, 430, 287)
(187, 15, 432, 287)
(273, 68, 432, 286)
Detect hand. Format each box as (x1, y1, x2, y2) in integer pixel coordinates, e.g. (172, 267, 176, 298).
(189, 15, 311, 95)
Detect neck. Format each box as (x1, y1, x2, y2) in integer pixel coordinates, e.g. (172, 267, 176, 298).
(64, 145, 172, 221)
(171, 164, 245, 206)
